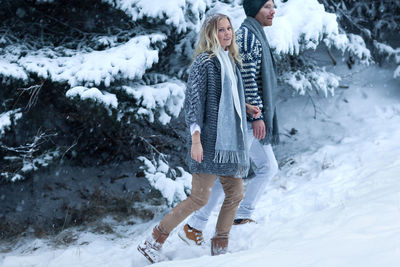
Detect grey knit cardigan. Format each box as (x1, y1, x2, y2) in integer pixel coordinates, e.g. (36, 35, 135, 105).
(184, 52, 244, 177)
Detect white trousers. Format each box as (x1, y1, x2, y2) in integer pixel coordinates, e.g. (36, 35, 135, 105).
(187, 122, 279, 231)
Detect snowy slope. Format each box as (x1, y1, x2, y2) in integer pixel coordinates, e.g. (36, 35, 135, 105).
(1, 62, 400, 266)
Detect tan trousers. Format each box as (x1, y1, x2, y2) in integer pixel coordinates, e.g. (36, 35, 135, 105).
(159, 173, 243, 238)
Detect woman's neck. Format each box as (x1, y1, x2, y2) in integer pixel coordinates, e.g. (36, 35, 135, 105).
(221, 45, 229, 51)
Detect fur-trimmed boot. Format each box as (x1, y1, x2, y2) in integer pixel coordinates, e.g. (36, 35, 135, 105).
(211, 236, 229, 256)
(178, 224, 205, 246)
(137, 226, 169, 264)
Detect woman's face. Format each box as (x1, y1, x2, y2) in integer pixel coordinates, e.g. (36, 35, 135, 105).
(217, 18, 233, 50)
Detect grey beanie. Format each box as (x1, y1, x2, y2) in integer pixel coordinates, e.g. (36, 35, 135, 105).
(243, 0, 268, 17)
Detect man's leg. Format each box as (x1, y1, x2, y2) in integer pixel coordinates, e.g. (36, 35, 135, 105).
(235, 142, 278, 220)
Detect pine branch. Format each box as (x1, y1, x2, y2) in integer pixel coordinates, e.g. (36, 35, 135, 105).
(306, 91, 318, 120)
(324, 43, 337, 65)
(17, 82, 45, 111)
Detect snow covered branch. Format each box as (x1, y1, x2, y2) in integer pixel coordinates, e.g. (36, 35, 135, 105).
(121, 78, 186, 125)
(1, 130, 59, 182)
(138, 156, 192, 206)
(101, 0, 207, 33)
(320, 0, 400, 78)
(374, 41, 400, 79)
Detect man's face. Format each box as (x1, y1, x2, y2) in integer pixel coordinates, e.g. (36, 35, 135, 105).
(255, 0, 275, 27)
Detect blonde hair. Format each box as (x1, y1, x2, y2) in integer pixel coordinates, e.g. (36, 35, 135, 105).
(193, 13, 241, 65)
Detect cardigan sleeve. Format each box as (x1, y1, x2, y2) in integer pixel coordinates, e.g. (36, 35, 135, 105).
(184, 54, 209, 131)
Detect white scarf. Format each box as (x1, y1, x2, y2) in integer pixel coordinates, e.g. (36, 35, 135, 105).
(213, 47, 249, 178)
(216, 48, 244, 134)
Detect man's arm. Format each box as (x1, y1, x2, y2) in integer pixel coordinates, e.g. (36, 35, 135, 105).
(237, 27, 266, 140)
(237, 27, 264, 121)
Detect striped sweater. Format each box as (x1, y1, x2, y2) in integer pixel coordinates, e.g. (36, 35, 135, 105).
(236, 25, 264, 121)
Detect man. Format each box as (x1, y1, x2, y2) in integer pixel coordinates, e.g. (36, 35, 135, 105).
(179, 0, 280, 246)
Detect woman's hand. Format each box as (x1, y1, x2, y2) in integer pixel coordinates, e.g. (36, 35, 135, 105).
(191, 131, 203, 163)
(246, 104, 261, 119)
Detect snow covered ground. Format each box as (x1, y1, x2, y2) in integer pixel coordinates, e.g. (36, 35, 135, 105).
(1, 61, 399, 266)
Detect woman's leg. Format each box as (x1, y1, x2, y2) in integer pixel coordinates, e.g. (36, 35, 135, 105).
(214, 176, 244, 237)
(187, 177, 224, 231)
(210, 176, 243, 255)
(159, 173, 216, 234)
(138, 173, 216, 263)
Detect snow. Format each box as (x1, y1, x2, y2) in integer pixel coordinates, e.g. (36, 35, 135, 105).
(374, 40, 400, 79)
(343, 34, 371, 62)
(123, 80, 186, 124)
(20, 150, 60, 174)
(1, 56, 400, 267)
(10, 174, 24, 183)
(266, 0, 338, 55)
(0, 60, 28, 82)
(21, 34, 165, 87)
(207, 2, 246, 30)
(210, 0, 341, 56)
(138, 157, 192, 206)
(374, 40, 400, 60)
(1, 34, 165, 87)
(395, 66, 400, 79)
(66, 86, 118, 109)
(283, 68, 340, 96)
(0, 109, 22, 136)
(102, 0, 207, 33)
(327, 32, 373, 65)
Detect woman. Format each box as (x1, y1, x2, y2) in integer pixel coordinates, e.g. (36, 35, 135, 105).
(137, 13, 256, 263)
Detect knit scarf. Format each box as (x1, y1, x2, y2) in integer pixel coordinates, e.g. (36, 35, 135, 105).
(242, 17, 280, 145)
(214, 48, 250, 177)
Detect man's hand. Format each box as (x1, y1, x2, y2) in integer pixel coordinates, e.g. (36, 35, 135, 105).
(191, 131, 203, 163)
(245, 104, 261, 119)
(252, 119, 266, 140)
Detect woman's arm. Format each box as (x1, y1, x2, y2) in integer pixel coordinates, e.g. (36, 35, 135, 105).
(185, 54, 210, 163)
(245, 103, 261, 119)
(185, 55, 209, 130)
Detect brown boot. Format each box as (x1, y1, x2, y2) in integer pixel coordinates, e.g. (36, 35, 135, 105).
(211, 236, 229, 256)
(178, 224, 205, 246)
(137, 226, 169, 263)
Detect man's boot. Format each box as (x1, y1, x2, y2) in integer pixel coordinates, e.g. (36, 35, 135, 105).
(178, 224, 205, 246)
(233, 218, 256, 225)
